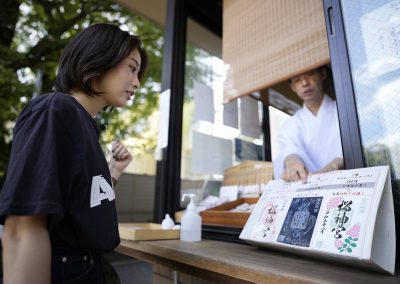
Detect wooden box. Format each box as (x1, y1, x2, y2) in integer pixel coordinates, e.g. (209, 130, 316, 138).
(200, 198, 259, 228)
(118, 223, 180, 241)
(223, 161, 273, 186)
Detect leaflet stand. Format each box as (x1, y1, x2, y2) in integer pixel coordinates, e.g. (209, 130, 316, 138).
(240, 166, 396, 275)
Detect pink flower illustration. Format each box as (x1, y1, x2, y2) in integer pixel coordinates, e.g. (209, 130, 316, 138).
(347, 224, 360, 238)
(327, 197, 343, 210)
(335, 239, 344, 248)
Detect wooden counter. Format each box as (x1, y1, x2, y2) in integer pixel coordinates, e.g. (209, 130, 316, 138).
(116, 239, 399, 283)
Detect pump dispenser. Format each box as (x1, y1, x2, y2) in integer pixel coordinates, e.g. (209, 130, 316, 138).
(180, 194, 202, 242)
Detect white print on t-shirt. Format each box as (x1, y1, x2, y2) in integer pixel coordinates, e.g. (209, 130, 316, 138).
(90, 175, 116, 208)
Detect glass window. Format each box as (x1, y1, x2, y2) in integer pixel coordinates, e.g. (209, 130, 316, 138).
(180, 18, 265, 214)
(341, 1, 400, 179)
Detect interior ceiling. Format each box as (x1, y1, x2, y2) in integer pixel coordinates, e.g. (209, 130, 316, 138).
(114, 0, 166, 28)
(114, 0, 222, 36)
(115, 0, 222, 56)
(187, 0, 222, 37)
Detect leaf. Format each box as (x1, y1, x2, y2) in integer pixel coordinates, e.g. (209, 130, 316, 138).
(345, 238, 350, 244)
(353, 238, 358, 241)
(347, 247, 352, 253)
(348, 236, 352, 240)
(342, 244, 347, 248)
(340, 249, 344, 252)
(350, 243, 357, 247)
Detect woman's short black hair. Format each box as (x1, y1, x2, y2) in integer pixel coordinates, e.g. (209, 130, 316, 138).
(56, 23, 148, 96)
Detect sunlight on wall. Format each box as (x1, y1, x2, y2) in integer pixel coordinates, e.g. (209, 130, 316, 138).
(269, 106, 291, 161)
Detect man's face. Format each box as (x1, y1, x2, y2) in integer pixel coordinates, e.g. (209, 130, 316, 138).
(289, 68, 326, 103)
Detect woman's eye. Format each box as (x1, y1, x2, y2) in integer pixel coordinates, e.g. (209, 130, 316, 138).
(129, 65, 137, 72)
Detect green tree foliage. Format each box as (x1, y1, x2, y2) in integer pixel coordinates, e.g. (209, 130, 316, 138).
(0, 0, 164, 186)
(0, 0, 212, 187)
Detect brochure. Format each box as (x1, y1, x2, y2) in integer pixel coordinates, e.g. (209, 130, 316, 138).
(240, 166, 395, 274)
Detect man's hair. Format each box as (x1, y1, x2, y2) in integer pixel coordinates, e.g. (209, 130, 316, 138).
(288, 65, 327, 84)
(55, 23, 148, 96)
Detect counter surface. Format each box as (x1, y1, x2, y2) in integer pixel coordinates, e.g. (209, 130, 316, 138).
(116, 239, 399, 283)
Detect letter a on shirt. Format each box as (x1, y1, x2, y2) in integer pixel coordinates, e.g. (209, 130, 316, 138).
(90, 175, 116, 208)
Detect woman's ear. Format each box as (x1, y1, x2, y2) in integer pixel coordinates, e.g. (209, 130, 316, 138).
(89, 73, 103, 95)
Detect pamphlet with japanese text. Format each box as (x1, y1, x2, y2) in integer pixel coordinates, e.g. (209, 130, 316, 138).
(240, 166, 395, 274)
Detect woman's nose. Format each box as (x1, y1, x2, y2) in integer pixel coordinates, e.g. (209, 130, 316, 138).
(132, 76, 140, 89)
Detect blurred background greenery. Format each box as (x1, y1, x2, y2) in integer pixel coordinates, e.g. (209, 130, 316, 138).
(0, 0, 163, 186)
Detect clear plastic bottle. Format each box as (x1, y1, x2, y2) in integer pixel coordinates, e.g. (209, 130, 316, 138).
(180, 194, 202, 242)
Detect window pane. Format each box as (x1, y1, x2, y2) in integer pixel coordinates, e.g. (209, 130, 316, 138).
(180, 19, 264, 210)
(342, 1, 400, 179)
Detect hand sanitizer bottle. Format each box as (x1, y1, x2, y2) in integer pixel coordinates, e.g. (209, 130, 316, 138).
(180, 194, 202, 242)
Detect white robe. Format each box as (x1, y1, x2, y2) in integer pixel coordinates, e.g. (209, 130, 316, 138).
(273, 95, 343, 179)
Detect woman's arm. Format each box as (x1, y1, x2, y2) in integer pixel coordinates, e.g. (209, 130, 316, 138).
(109, 141, 133, 183)
(2, 215, 51, 284)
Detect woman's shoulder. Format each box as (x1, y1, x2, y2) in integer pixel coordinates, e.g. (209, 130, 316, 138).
(16, 92, 81, 129)
(24, 92, 77, 114)
(47, 92, 80, 114)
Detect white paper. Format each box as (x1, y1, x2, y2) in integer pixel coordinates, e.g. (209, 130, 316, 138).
(193, 82, 214, 123)
(223, 100, 238, 128)
(239, 185, 260, 198)
(240, 166, 395, 274)
(157, 89, 170, 150)
(191, 131, 233, 175)
(219, 185, 239, 201)
(240, 96, 261, 138)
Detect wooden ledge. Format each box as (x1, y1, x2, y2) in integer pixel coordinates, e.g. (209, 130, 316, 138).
(116, 239, 399, 283)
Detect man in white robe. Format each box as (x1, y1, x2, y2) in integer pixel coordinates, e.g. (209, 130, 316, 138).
(273, 67, 343, 182)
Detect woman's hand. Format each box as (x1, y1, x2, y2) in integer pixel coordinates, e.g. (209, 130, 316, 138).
(109, 141, 132, 182)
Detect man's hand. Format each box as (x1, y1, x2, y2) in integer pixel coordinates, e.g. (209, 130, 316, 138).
(313, 158, 343, 174)
(109, 141, 133, 182)
(282, 154, 308, 183)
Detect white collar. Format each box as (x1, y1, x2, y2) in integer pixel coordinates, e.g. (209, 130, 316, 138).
(303, 94, 332, 117)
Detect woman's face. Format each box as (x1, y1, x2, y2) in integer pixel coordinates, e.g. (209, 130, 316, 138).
(96, 48, 142, 107)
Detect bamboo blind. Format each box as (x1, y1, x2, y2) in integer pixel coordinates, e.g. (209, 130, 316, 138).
(223, 0, 330, 102)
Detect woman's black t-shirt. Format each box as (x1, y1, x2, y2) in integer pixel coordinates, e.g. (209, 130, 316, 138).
(0, 92, 120, 252)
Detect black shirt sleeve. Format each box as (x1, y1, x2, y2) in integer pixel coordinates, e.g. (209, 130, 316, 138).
(0, 106, 76, 224)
